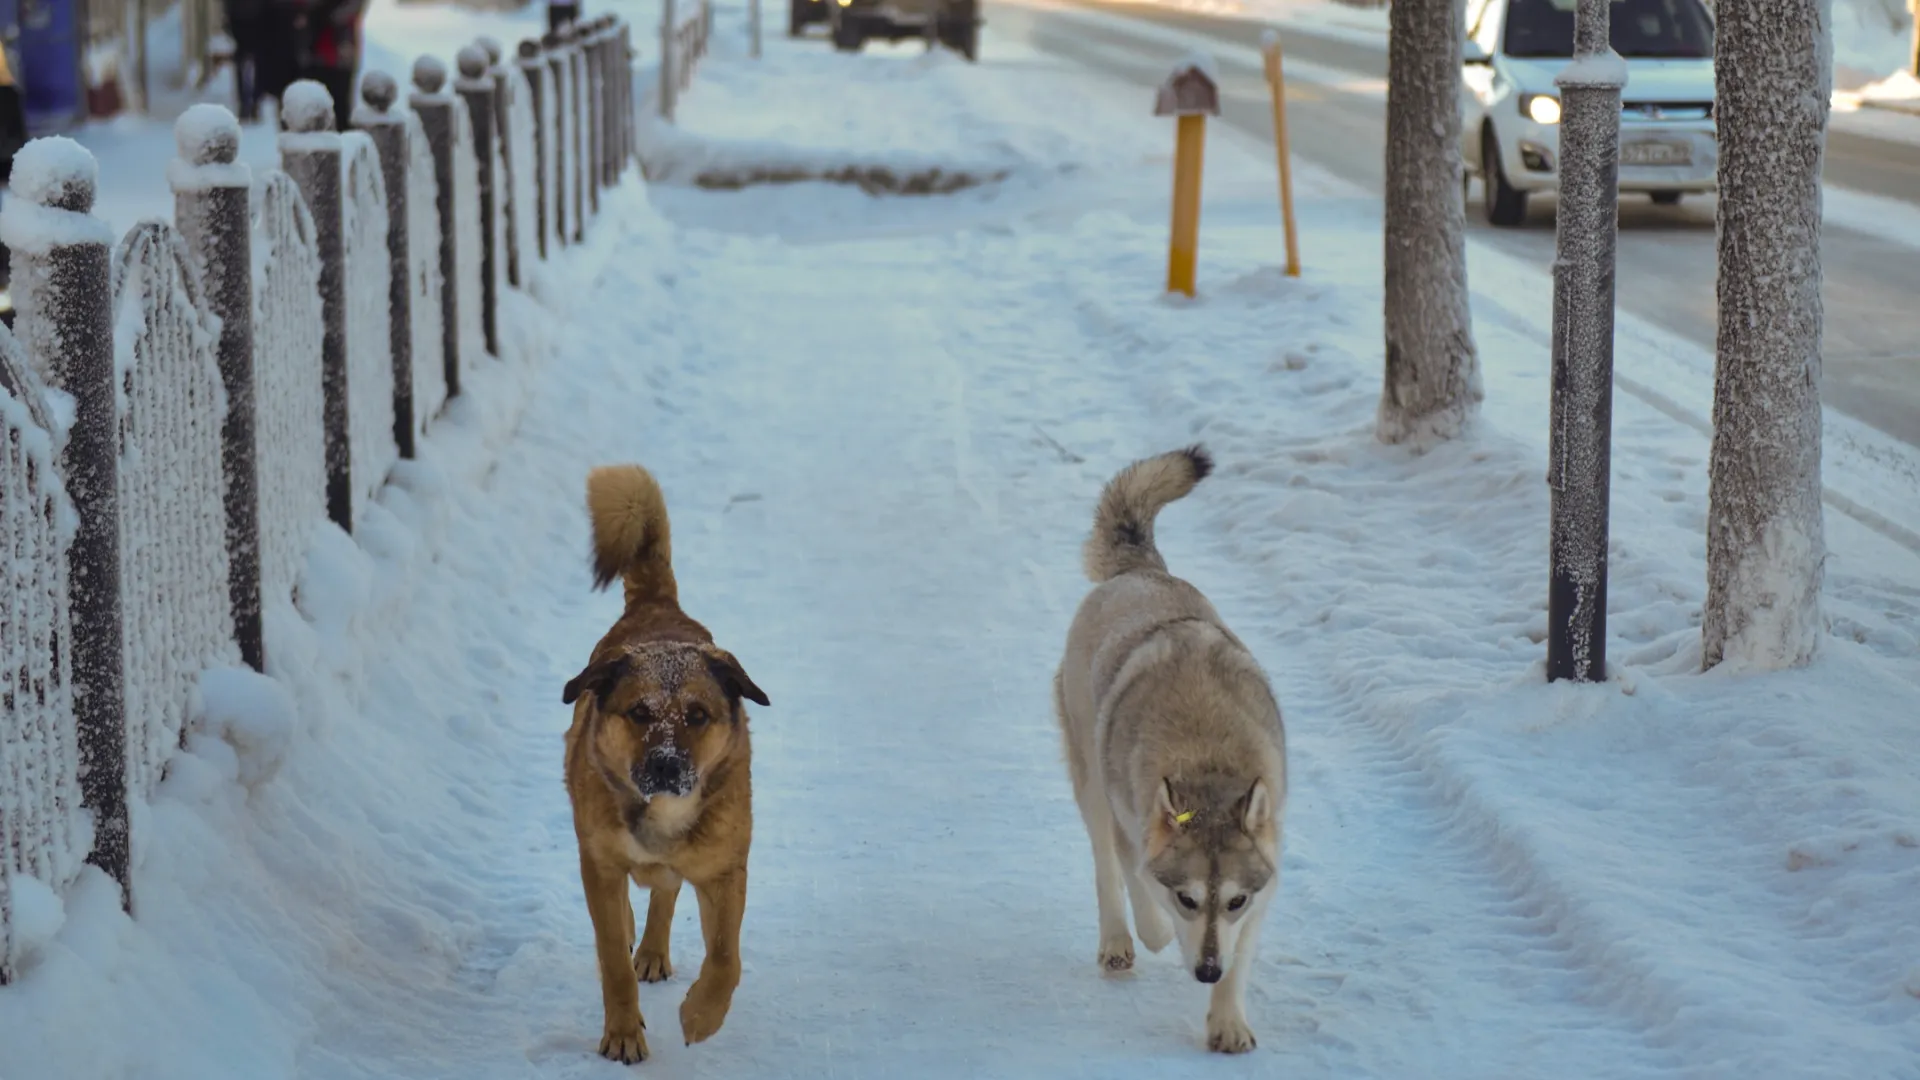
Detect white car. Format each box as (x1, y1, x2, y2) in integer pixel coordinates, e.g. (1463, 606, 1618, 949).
(1461, 0, 1718, 226)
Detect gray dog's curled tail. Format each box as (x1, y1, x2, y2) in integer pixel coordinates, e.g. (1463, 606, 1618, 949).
(1082, 444, 1213, 582)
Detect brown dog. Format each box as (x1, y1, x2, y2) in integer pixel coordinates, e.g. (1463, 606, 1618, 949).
(561, 464, 770, 1064)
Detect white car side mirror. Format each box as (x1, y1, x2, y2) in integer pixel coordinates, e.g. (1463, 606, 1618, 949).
(1463, 40, 1492, 65)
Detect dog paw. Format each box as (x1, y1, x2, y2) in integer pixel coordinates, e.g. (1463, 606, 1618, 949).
(633, 947, 673, 983)
(1134, 907, 1174, 954)
(598, 1018, 650, 1064)
(1205, 1012, 1257, 1055)
(1097, 936, 1136, 974)
(679, 977, 735, 1045)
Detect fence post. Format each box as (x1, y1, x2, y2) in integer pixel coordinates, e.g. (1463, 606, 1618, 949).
(586, 19, 604, 202)
(352, 72, 418, 461)
(518, 39, 549, 262)
(544, 32, 572, 246)
(170, 105, 265, 673)
(621, 19, 635, 167)
(602, 18, 621, 186)
(660, 0, 677, 122)
(567, 28, 587, 238)
(4, 140, 129, 903)
(279, 81, 352, 533)
(411, 57, 464, 398)
(454, 46, 500, 359)
(479, 36, 521, 290)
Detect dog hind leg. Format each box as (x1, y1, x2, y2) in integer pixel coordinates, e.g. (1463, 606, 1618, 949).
(1057, 671, 1135, 973)
(633, 870, 682, 983)
(1113, 826, 1174, 953)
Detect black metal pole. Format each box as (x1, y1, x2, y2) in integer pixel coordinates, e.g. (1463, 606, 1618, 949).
(1546, 0, 1621, 683)
(455, 46, 501, 358)
(353, 72, 418, 460)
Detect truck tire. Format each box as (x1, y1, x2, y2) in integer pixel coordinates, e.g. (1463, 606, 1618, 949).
(790, 0, 808, 35)
(832, 13, 865, 51)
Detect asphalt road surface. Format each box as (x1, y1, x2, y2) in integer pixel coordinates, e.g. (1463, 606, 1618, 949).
(1005, 0, 1920, 448)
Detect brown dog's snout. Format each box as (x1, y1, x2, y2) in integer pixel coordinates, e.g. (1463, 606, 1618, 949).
(635, 747, 694, 796)
(1194, 958, 1223, 984)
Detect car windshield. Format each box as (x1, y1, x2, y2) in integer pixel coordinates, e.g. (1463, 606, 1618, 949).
(1503, 0, 1714, 59)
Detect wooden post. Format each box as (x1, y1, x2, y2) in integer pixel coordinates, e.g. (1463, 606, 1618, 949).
(455, 45, 501, 358)
(1260, 32, 1301, 279)
(279, 81, 353, 533)
(544, 32, 572, 248)
(354, 72, 419, 459)
(519, 39, 550, 261)
(6, 138, 129, 904)
(410, 57, 464, 398)
(1154, 58, 1221, 298)
(170, 105, 266, 671)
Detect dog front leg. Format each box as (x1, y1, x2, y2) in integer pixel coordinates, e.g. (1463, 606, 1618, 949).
(680, 868, 747, 1045)
(581, 851, 648, 1063)
(1206, 891, 1271, 1054)
(634, 869, 682, 983)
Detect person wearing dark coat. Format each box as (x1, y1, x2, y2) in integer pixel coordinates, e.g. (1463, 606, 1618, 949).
(0, 36, 26, 326)
(287, 0, 364, 131)
(227, 0, 299, 121)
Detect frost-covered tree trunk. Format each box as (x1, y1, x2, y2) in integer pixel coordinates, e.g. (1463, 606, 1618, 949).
(1703, 0, 1831, 671)
(1380, 0, 1480, 445)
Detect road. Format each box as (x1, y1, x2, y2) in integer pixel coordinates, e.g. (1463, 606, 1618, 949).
(1001, 0, 1920, 448)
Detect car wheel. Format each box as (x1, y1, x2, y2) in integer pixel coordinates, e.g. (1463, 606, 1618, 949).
(1650, 190, 1683, 206)
(1482, 130, 1528, 228)
(789, 0, 807, 35)
(831, 13, 865, 50)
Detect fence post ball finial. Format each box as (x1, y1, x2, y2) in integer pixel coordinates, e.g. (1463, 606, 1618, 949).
(11, 136, 98, 213)
(176, 103, 242, 166)
(540, 30, 561, 48)
(361, 70, 399, 113)
(282, 80, 336, 132)
(477, 36, 503, 65)
(457, 45, 489, 80)
(413, 55, 448, 94)
(518, 38, 541, 60)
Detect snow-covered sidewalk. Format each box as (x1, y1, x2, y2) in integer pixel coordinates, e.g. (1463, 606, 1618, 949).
(4, 2, 1919, 1077)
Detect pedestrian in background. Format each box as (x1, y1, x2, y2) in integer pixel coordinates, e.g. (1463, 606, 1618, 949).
(548, 0, 581, 34)
(226, 0, 299, 121)
(0, 34, 26, 327)
(289, 0, 363, 130)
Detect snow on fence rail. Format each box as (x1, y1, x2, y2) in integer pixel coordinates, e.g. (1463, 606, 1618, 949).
(0, 20, 638, 983)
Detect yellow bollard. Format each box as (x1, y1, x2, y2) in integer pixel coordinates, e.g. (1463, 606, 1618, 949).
(1261, 31, 1302, 278)
(1155, 56, 1222, 298)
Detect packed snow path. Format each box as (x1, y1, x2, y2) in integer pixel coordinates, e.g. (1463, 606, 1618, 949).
(195, 201, 1689, 1079)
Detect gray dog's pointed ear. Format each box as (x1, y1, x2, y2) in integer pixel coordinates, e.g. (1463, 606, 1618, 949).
(562, 655, 630, 706)
(704, 647, 770, 708)
(1241, 778, 1273, 833)
(1157, 778, 1187, 828)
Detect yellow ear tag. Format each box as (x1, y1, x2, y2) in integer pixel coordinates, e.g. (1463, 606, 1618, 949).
(1173, 810, 1195, 825)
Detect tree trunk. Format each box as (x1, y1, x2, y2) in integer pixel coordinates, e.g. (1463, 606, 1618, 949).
(1703, 0, 1830, 672)
(1380, 0, 1480, 445)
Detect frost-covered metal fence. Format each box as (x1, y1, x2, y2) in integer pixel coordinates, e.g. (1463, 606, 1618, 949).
(0, 22, 637, 982)
(659, 0, 713, 122)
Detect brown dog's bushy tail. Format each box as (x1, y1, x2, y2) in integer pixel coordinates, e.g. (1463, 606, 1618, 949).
(586, 464, 677, 608)
(1083, 445, 1213, 583)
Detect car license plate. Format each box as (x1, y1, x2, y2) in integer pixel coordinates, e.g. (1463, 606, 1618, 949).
(1621, 140, 1692, 167)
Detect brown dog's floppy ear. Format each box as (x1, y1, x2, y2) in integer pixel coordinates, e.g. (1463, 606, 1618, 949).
(704, 647, 770, 708)
(562, 655, 630, 706)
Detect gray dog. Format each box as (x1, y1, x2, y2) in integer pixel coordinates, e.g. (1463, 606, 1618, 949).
(1054, 445, 1288, 1054)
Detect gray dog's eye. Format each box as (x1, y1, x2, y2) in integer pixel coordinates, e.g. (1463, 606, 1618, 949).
(1226, 895, 1247, 912)
(1177, 892, 1199, 911)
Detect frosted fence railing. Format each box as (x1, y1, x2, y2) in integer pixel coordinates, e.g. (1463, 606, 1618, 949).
(405, 112, 448, 433)
(451, 95, 488, 364)
(111, 221, 242, 800)
(0, 326, 83, 983)
(250, 170, 326, 607)
(342, 132, 399, 522)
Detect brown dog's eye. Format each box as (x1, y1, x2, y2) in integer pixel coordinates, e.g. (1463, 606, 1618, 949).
(626, 704, 651, 725)
(685, 704, 710, 727)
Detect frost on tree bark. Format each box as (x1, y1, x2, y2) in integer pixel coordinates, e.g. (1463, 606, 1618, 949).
(1380, 0, 1481, 445)
(1704, 0, 1830, 672)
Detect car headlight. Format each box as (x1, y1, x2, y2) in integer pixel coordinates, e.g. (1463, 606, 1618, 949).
(1521, 94, 1562, 125)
